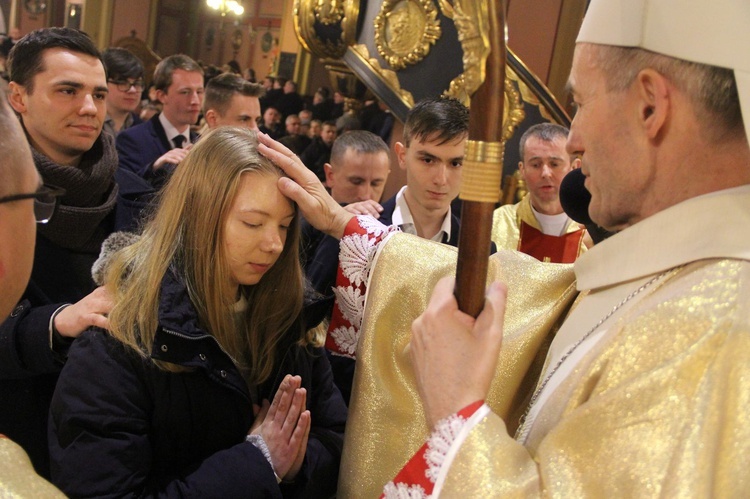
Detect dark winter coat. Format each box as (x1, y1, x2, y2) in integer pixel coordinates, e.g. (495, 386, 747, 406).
(49, 270, 347, 498)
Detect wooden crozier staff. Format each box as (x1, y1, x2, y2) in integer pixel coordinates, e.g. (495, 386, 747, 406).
(454, 0, 507, 316)
(339, 3, 581, 497)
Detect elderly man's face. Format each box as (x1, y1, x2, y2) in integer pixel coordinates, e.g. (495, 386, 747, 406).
(566, 44, 649, 231)
(0, 146, 39, 320)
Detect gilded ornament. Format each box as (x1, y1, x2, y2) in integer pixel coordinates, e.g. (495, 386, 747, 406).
(437, 0, 491, 96)
(374, 0, 441, 70)
(351, 44, 415, 107)
(444, 67, 525, 143)
(507, 57, 558, 123)
(461, 140, 505, 203)
(293, 0, 358, 59)
(315, 0, 345, 25)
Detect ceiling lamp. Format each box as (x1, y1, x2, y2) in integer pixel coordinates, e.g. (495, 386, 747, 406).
(207, 0, 245, 16)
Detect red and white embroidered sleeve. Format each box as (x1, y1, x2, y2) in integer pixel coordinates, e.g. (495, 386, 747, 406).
(325, 216, 399, 358)
(381, 401, 486, 498)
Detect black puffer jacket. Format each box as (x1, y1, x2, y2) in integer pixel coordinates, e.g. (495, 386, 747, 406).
(49, 270, 347, 498)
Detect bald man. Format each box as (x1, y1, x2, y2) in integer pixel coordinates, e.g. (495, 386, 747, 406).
(0, 89, 40, 321)
(0, 86, 66, 497)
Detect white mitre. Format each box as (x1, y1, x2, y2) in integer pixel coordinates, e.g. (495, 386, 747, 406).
(577, 0, 750, 147)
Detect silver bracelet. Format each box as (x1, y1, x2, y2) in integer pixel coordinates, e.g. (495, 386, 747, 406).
(48, 304, 72, 350)
(246, 434, 282, 483)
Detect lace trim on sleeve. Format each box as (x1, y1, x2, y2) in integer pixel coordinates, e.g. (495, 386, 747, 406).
(326, 216, 399, 359)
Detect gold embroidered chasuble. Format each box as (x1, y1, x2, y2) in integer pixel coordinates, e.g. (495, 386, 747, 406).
(338, 233, 579, 497)
(491, 194, 585, 252)
(437, 185, 750, 496)
(0, 437, 65, 497)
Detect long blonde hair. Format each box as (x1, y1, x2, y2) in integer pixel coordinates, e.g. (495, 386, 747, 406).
(106, 127, 304, 385)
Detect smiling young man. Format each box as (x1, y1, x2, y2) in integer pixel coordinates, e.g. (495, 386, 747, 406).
(2, 27, 116, 478)
(116, 54, 204, 185)
(491, 123, 586, 263)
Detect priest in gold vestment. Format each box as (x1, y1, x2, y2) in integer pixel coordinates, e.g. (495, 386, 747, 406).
(491, 123, 586, 264)
(383, 0, 750, 496)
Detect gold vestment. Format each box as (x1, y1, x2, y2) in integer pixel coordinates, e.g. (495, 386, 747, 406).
(438, 186, 750, 496)
(338, 233, 578, 497)
(491, 194, 585, 252)
(0, 437, 65, 498)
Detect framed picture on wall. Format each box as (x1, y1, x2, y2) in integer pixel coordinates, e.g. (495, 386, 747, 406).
(278, 51, 296, 80)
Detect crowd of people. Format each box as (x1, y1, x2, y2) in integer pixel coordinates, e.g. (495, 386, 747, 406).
(0, 0, 749, 495)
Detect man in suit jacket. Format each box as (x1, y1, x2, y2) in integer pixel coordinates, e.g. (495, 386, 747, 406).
(116, 54, 203, 188)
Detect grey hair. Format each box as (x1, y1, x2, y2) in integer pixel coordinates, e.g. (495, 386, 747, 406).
(590, 45, 743, 143)
(518, 123, 569, 160)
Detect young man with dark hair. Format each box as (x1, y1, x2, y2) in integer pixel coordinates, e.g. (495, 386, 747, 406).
(2, 27, 117, 478)
(390, 96, 467, 243)
(311, 98, 468, 404)
(116, 54, 204, 184)
(101, 47, 144, 136)
(202, 72, 263, 130)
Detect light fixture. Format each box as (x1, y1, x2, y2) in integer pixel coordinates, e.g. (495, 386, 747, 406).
(207, 0, 244, 16)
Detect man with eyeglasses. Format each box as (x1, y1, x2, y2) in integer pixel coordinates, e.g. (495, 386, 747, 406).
(0, 93, 46, 322)
(116, 54, 204, 188)
(101, 47, 144, 137)
(0, 80, 65, 499)
(2, 27, 117, 479)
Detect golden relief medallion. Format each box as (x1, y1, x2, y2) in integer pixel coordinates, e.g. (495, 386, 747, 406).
(294, 0, 358, 59)
(374, 0, 441, 70)
(315, 0, 345, 25)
